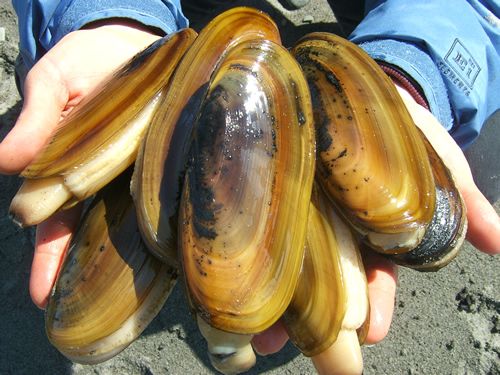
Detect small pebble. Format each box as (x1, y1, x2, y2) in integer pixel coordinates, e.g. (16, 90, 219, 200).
(491, 315, 500, 334)
(302, 15, 314, 24)
(0, 27, 5, 42)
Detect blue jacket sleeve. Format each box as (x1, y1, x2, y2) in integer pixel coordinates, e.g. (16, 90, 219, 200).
(12, 0, 188, 70)
(349, 0, 500, 149)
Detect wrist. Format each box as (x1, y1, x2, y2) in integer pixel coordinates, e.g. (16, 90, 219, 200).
(82, 18, 164, 37)
(67, 18, 163, 61)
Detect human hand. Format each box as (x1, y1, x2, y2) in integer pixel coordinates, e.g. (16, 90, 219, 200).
(7, 28, 499, 366)
(396, 86, 500, 255)
(0, 21, 161, 307)
(252, 85, 500, 357)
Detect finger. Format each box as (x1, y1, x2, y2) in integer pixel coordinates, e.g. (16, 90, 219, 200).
(251, 320, 289, 356)
(395, 86, 500, 255)
(0, 59, 68, 174)
(362, 249, 397, 345)
(31, 205, 82, 309)
(461, 187, 500, 254)
(425, 133, 500, 254)
(250, 253, 396, 357)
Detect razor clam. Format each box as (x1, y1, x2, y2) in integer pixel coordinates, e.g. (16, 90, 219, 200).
(9, 28, 196, 227)
(45, 171, 177, 364)
(292, 33, 466, 266)
(179, 37, 315, 373)
(284, 185, 369, 375)
(132, 7, 282, 264)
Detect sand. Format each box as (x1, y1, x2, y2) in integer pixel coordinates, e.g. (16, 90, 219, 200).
(1, 0, 498, 374)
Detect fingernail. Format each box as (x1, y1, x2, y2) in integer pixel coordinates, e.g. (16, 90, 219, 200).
(251, 343, 267, 357)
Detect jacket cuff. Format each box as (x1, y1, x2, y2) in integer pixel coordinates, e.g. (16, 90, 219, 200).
(44, 0, 188, 51)
(377, 61, 430, 111)
(357, 39, 454, 133)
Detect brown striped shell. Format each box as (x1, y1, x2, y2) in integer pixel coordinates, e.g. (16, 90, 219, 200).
(292, 33, 466, 268)
(45, 172, 177, 364)
(131, 7, 282, 266)
(179, 37, 316, 334)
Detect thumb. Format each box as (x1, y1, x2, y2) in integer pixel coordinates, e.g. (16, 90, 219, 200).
(0, 58, 68, 174)
(396, 86, 500, 255)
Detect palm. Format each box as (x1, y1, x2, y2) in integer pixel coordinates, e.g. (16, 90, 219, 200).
(0, 23, 160, 174)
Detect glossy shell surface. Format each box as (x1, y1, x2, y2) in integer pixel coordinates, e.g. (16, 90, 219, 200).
(132, 7, 282, 265)
(293, 33, 436, 249)
(284, 185, 347, 356)
(45, 173, 177, 364)
(180, 37, 316, 334)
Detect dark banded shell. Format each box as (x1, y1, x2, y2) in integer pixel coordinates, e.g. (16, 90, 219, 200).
(292, 33, 466, 268)
(390, 136, 467, 270)
(292, 33, 436, 251)
(179, 37, 316, 334)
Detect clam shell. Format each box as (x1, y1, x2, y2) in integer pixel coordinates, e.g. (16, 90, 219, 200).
(9, 29, 196, 227)
(292, 33, 436, 252)
(179, 37, 316, 334)
(132, 7, 282, 265)
(283, 185, 347, 357)
(390, 136, 467, 270)
(45, 172, 177, 364)
(292, 33, 466, 269)
(284, 184, 369, 372)
(22, 29, 195, 184)
(306, 191, 369, 375)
